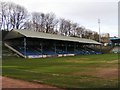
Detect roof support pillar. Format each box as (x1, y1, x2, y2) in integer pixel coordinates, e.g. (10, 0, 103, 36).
(54, 43, 57, 55)
(65, 43, 67, 53)
(40, 42, 43, 57)
(24, 37, 27, 58)
(74, 43, 76, 53)
(99, 44, 102, 53)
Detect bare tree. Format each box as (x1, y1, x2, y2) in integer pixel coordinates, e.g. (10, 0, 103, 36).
(93, 32, 99, 41)
(66, 20, 72, 36)
(32, 12, 45, 32)
(44, 13, 58, 33)
(75, 26, 85, 38)
(31, 12, 58, 33)
(24, 21, 33, 30)
(0, 2, 28, 30)
(59, 18, 72, 36)
(10, 3, 28, 29)
(0, 2, 8, 30)
(59, 18, 66, 35)
(70, 22, 78, 37)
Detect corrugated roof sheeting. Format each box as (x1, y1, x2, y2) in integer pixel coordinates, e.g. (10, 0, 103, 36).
(4, 29, 101, 45)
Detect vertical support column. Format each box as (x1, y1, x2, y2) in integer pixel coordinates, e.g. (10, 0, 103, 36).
(74, 43, 76, 54)
(84, 45, 87, 54)
(54, 43, 57, 55)
(100, 44, 102, 53)
(84, 45, 86, 51)
(41, 42, 43, 57)
(94, 44, 95, 51)
(24, 37, 27, 58)
(65, 43, 67, 53)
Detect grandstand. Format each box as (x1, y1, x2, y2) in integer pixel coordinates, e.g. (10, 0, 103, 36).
(110, 37, 120, 53)
(4, 29, 102, 58)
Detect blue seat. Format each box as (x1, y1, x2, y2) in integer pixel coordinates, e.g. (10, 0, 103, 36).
(12, 45, 102, 56)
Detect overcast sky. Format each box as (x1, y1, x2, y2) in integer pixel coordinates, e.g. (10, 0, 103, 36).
(1, 0, 119, 37)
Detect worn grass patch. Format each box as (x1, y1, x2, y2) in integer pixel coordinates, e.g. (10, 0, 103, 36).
(2, 54, 118, 88)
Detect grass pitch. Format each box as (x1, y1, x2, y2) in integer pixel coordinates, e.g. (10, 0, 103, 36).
(2, 54, 118, 88)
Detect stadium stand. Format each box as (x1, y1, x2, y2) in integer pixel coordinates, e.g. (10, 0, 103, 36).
(4, 29, 102, 58)
(110, 38, 120, 53)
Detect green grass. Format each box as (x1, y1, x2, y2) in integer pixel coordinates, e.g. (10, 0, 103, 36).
(2, 54, 118, 88)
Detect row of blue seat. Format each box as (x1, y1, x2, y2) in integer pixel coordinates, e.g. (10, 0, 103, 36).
(12, 46, 102, 56)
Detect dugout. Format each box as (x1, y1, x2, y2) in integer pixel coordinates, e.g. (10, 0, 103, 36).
(4, 29, 101, 58)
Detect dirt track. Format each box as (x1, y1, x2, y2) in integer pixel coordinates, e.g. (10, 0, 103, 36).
(1, 76, 62, 89)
